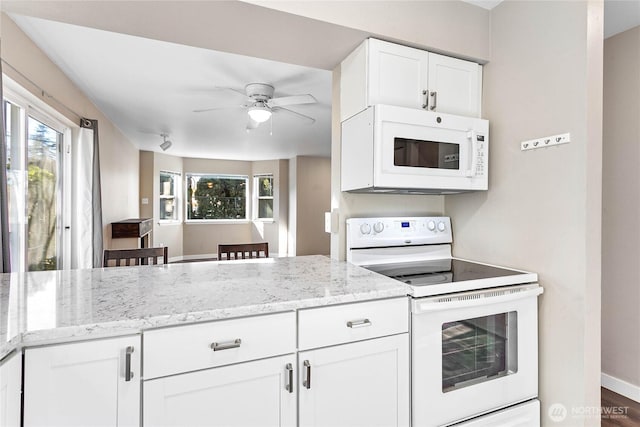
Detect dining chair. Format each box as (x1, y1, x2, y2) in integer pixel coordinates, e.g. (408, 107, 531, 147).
(103, 247, 168, 267)
(217, 242, 269, 261)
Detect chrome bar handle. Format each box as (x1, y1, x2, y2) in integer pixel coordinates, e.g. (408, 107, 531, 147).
(285, 363, 294, 393)
(125, 346, 134, 382)
(430, 91, 437, 110)
(303, 360, 311, 390)
(210, 338, 242, 351)
(347, 318, 372, 328)
(422, 90, 428, 109)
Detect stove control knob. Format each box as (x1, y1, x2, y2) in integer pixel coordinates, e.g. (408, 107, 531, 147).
(360, 223, 372, 235)
(438, 221, 447, 232)
(373, 222, 385, 233)
(427, 221, 436, 231)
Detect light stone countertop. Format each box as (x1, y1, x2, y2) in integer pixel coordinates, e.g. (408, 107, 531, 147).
(0, 255, 410, 359)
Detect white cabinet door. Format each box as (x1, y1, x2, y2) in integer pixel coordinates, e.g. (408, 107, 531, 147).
(0, 353, 21, 427)
(23, 335, 140, 427)
(144, 354, 296, 427)
(368, 39, 428, 110)
(428, 52, 482, 117)
(298, 334, 409, 427)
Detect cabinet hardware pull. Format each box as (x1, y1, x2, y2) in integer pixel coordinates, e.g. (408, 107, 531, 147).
(286, 363, 294, 393)
(346, 318, 372, 328)
(303, 360, 311, 390)
(210, 338, 242, 351)
(430, 91, 437, 111)
(422, 90, 428, 109)
(125, 346, 134, 382)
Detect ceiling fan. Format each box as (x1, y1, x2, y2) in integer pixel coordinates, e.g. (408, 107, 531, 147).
(193, 83, 317, 130)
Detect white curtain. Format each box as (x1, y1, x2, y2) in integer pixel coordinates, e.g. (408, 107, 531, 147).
(71, 121, 102, 269)
(0, 49, 11, 272)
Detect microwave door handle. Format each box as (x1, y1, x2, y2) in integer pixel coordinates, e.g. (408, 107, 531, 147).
(466, 130, 477, 177)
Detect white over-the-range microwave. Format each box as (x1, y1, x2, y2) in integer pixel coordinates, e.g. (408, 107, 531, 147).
(341, 105, 489, 194)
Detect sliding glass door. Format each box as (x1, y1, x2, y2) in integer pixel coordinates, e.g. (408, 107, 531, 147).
(4, 98, 67, 272)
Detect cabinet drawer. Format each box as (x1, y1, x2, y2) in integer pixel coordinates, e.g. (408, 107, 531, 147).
(298, 298, 408, 350)
(144, 311, 296, 379)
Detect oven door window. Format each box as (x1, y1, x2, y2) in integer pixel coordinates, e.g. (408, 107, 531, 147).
(442, 312, 518, 392)
(394, 138, 460, 170)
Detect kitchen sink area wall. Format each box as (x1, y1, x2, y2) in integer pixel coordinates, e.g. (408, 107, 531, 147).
(444, 1, 603, 426)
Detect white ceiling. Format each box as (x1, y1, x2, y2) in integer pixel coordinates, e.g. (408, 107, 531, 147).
(10, 14, 333, 161)
(604, 0, 640, 38)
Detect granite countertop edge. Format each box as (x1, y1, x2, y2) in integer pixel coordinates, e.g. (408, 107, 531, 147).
(0, 269, 409, 360)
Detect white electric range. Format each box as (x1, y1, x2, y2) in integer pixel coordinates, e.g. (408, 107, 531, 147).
(347, 216, 543, 427)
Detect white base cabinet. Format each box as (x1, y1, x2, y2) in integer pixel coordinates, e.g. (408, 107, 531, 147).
(298, 334, 409, 427)
(144, 354, 296, 427)
(0, 353, 21, 427)
(13, 299, 410, 426)
(23, 335, 141, 427)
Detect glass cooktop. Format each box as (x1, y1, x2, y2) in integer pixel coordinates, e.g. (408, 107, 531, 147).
(363, 258, 524, 287)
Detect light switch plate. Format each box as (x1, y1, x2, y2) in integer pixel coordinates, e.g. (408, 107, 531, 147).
(141, 198, 149, 205)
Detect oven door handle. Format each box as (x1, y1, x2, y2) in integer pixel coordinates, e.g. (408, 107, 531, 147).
(413, 285, 543, 314)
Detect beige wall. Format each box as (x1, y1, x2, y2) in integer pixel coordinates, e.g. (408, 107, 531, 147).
(602, 26, 640, 389)
(138, 154, 292, 259)
(251, 159, 289, 256)
(1, 13, 140, 251)
(293, 156, 331, 256)
(245, 0, 491, 62)
(445, 1, 603, 425)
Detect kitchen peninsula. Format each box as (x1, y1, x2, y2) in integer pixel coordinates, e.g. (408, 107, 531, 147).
(0, 255, 411, 426)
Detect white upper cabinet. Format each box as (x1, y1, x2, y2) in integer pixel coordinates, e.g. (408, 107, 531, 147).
(340, 38, 483, 121)
(368, 39, 428, 110)
(427, 52, 482, 118)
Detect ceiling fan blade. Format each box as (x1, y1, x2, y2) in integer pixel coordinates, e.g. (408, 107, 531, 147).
(193, 105, 245, 113)
(273, 107, 316, 124)
(213, 86, 249, 99)
(246, 117, 260, 131)
(268, 94, 317, 108)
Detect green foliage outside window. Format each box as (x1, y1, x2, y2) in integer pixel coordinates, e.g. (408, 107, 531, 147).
(256, 175, 274, 219)
(187, 175, 247, 220)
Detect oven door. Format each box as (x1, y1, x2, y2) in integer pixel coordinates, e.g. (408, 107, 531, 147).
(411, 284, 542, 427)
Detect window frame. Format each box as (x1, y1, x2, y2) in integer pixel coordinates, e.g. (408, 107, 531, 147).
(253, 174, 275, 222)
(3, 76, 74, 271)
(158, 170, 181, 224)
(184, 173, 249, 223)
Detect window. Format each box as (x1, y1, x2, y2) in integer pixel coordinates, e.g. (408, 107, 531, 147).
(254, 174, 274, 220)
(186, 174, 247, 221)
(159, 171, 180, 222)
(4, 96, 68, 272)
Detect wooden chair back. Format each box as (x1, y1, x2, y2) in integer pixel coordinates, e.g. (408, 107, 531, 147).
(217, 243, 269, 261)
(103, 247, 168, 267)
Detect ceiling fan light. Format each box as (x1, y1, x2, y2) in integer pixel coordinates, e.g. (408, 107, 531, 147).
(248, 105, 272, 123)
